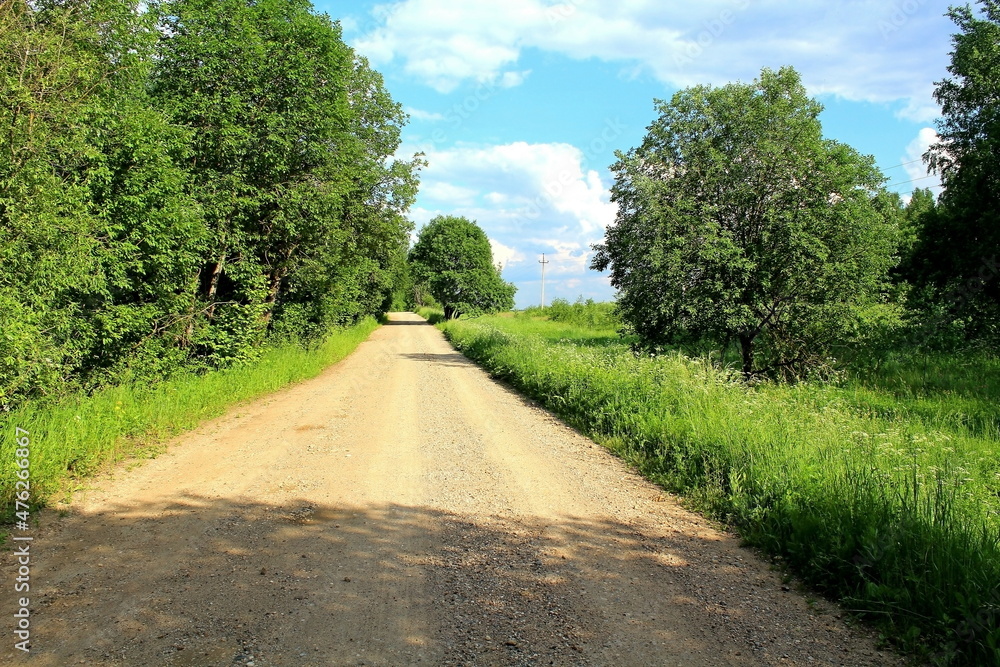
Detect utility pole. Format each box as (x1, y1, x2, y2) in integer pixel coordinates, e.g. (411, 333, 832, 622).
(539, 253, 550, 308)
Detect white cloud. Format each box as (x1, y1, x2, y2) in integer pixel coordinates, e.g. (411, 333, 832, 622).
(490, 239, 526, 269)
(410, 140, 616, 235)
(407, 140, 617, 305)
(528, 239, 591, 275)
(405, 106, 446, 122)
(500, 70, 532, 88)
(899, 127, 942, 197)
(353, 0, 950, 117)
(420, 181, 479, 206)
(356, 0, 536, 92)
(340, 16, 361, 33)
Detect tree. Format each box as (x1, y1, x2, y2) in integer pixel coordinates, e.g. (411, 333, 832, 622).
(410, 216, 516, 319)
(592, 67, 899, 379)
(149, 0, 419, 359)
(894, 187, 937, 285)
(0, 0, 196, 405)
(915, 1, 1000, 340)
(0, 0, 420, 410)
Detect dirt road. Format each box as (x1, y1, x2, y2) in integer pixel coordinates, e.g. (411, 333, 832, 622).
(3, 313, 901, 666)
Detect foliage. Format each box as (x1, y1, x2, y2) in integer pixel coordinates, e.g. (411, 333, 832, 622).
(895, 187, 937, 278)
(0, 0, 167, 406)
(0, 0, 417, 411)
(913, 1, 1000, 343)
(441, 313, 1000, 665)
(410, 215, 516, 319)
(149, 0, 419, 359)
(384, 248, 417, 312)
(592, 67, 900, 380)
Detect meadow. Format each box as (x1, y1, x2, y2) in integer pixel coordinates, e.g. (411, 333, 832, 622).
(0, 318, 379, 522)
(440, 303, 1000, 665)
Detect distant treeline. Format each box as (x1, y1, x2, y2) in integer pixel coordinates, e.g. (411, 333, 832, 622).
(0, 0, 422, 411)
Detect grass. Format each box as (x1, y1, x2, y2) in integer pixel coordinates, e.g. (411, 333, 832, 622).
(521, 297, 621, 330)
(440, 311, 1000, 666)
(0, 318, 379, 521)
(415, 306, 446, 324)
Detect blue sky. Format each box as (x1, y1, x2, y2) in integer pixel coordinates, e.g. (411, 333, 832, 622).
(316, 0, 955, 308)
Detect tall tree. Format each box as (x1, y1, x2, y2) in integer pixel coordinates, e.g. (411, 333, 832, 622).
(410, 216, 516, 320)
(894, 187, 937, 285)
(592, 67, 899, 379)
(149, 0, 419, 360)
(0, 0, 188, 405)
(917, 0, 1000, 339)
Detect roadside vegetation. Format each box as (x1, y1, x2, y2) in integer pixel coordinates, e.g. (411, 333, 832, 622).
(452, 15, 998, 661)
(415, 306, 447, 324)
(441, 304, 1000, 665)
(0, 318, 378, 523)
(2, 1, 414, 512)
(1, 0, 419, 413)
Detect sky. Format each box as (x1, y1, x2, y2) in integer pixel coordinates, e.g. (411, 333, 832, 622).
(315, 0, 956, 308)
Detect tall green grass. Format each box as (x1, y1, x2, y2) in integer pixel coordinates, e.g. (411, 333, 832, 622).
(0, 318, 379, 518)
(520, 297, 621, 330)
(415, 306, 445, 324)
(441, 315, 1000, 666)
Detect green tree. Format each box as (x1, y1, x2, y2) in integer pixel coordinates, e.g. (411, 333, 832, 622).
(0, 0, 419, 410)
(1, 0, 99, 406)
(410, 216, 516, 319)
(0, 0, 194, 405)
(592, 67, 899, 379)
(915, 1, 1000, 340)
(149, 0, 419, 360)
(893, 188, 938, 283)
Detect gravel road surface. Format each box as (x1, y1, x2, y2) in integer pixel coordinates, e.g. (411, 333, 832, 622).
(1, 313, 902, 666)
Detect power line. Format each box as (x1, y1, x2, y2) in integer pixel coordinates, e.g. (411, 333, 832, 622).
(907, 183, 945, 193)
(882, 157, 925, 171)
(887, 174, 938, 188)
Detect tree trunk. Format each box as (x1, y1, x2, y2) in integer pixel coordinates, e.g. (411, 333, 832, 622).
(204, 249, 227, 320)
(739, 333, 755, 380)
(261, 269, 286, 328)
(183, 268, 202, 344)
(444, 305, 456, 320)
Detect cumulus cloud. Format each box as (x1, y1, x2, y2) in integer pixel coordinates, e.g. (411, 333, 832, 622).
(407, 141, 618, 305)
(898, 127, 942, 197)
(412, 141, 616, 236)
(500, 70, 532, 88)
(420, 182, 480, 207)
(353, 0, 950, 117)
(490, 239, 526, 269)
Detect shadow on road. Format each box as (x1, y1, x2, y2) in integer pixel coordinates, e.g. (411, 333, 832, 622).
(382, 319, 431, 326)
(399, 352, 474, 369)
(5, 496, 753, 666)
